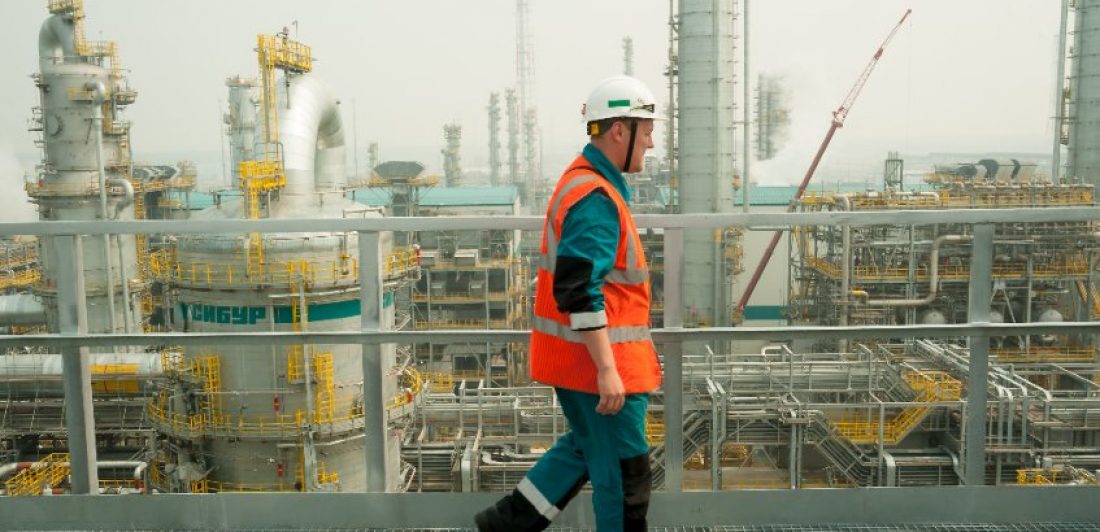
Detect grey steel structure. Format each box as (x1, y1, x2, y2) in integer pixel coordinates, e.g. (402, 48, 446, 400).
(4, 207, 1100, 527)
(7, 1, 1100, 528)
(676, 0, 741, 331)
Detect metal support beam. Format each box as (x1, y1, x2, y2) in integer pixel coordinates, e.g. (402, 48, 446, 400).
(359, 231, 388, 492)
(663, 228, 684, 492)
(56, 235, 98, 494)
(965, 224, 993, 485)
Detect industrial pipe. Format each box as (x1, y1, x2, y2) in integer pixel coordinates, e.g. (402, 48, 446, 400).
(0, 352, 163, 378)
(0, 460, 148, 488)
(0, 294, 47, 326)
(857, 234, 972, 307)
(836, 195, 852, 352)
(37, 14, 76, 71)
(106, 178, 134, 216)
(279, 73, 346, 199)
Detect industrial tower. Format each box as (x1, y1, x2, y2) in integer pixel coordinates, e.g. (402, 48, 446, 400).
(515, 0, 540, 207)
(1067, 0, 1100, 187)
(442, 123, 463, 187)
(488, 93, 502, 186)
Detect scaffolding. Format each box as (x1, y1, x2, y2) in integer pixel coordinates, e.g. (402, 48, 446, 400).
(790, 165, 1100, 359)
(412, 244, 528, 388)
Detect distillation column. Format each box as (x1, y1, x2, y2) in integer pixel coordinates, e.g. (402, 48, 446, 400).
(505, 89, 520, 188)
(224, 76, 260, 186)
(1068, 0, 1100, 187)
(488, 93, 502, 186)
(152, 69, 406, 493)
(443, 123, 463, 187)
(32, 5, 142, 336)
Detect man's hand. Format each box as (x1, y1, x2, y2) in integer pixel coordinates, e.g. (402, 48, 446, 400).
(596, 367, 625, 415)
(579, 327, 624, 415)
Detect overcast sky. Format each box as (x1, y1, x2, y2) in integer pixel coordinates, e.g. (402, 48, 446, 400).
(0, 0, 1063, 193)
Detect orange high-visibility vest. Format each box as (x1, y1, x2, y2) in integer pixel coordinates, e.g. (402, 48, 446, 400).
(529, 155, 662, 394)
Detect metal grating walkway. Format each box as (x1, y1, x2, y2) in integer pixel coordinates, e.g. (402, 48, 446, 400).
(23, 525, 1100, 532)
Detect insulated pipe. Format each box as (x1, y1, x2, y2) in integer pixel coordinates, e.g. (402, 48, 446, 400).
(86, 81, 119, 336)
(0, 294, 47, 326)
(107, 177, 135, 333)
(857, 234, 972, 307)
(38, 14, 76, 71)
(279, 73, 346, 200)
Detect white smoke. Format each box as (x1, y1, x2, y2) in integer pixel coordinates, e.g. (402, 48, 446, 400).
(0, 145, 38, 223)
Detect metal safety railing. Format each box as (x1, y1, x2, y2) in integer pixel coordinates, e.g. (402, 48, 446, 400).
(806, 256, 1090, 281)
(147, 247, 419, 289)
(5, 208, 1100, 527)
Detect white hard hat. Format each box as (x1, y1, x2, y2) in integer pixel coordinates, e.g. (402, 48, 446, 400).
(583, 76, 664, 134)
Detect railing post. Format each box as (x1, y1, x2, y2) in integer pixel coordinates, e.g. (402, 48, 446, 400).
(359, 230, 388, 492)
(56, 235, 98, 494)
(662, 227, 684, 492)
(965, 223, 993, 485)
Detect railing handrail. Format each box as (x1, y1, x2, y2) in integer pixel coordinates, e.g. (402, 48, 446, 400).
(3, 321, 1099, 349)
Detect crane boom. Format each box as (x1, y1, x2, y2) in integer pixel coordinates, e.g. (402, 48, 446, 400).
(735, 9, 912, 318)
(835, 9, 912, 125)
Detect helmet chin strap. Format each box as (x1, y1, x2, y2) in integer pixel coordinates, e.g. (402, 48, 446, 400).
(621, 120, 638, 173)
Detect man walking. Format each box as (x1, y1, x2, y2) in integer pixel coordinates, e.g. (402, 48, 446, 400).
(475, 75, 664, 531)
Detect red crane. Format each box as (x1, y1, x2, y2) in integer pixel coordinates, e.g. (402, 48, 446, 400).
(735, 8, 913, 318)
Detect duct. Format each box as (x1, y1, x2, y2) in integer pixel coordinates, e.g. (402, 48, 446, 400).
(38, 14, 76, 71)
(279, 73, 346, 199)
(0, 294, 47, 326)
(857, 235, 972, 307)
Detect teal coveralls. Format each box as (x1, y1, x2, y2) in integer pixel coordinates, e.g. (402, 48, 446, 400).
(475, 144, 652, 531)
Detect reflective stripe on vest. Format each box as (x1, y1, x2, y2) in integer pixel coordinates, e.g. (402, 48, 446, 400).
(543, 173, 602, 269)
(541, 174, 649, 287)
(530, 155, 662, 395)
(531, 315, 652, 344)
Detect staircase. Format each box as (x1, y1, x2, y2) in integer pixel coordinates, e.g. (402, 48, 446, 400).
(649, 412, 709, 489)
(831, 371, 961, 445)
